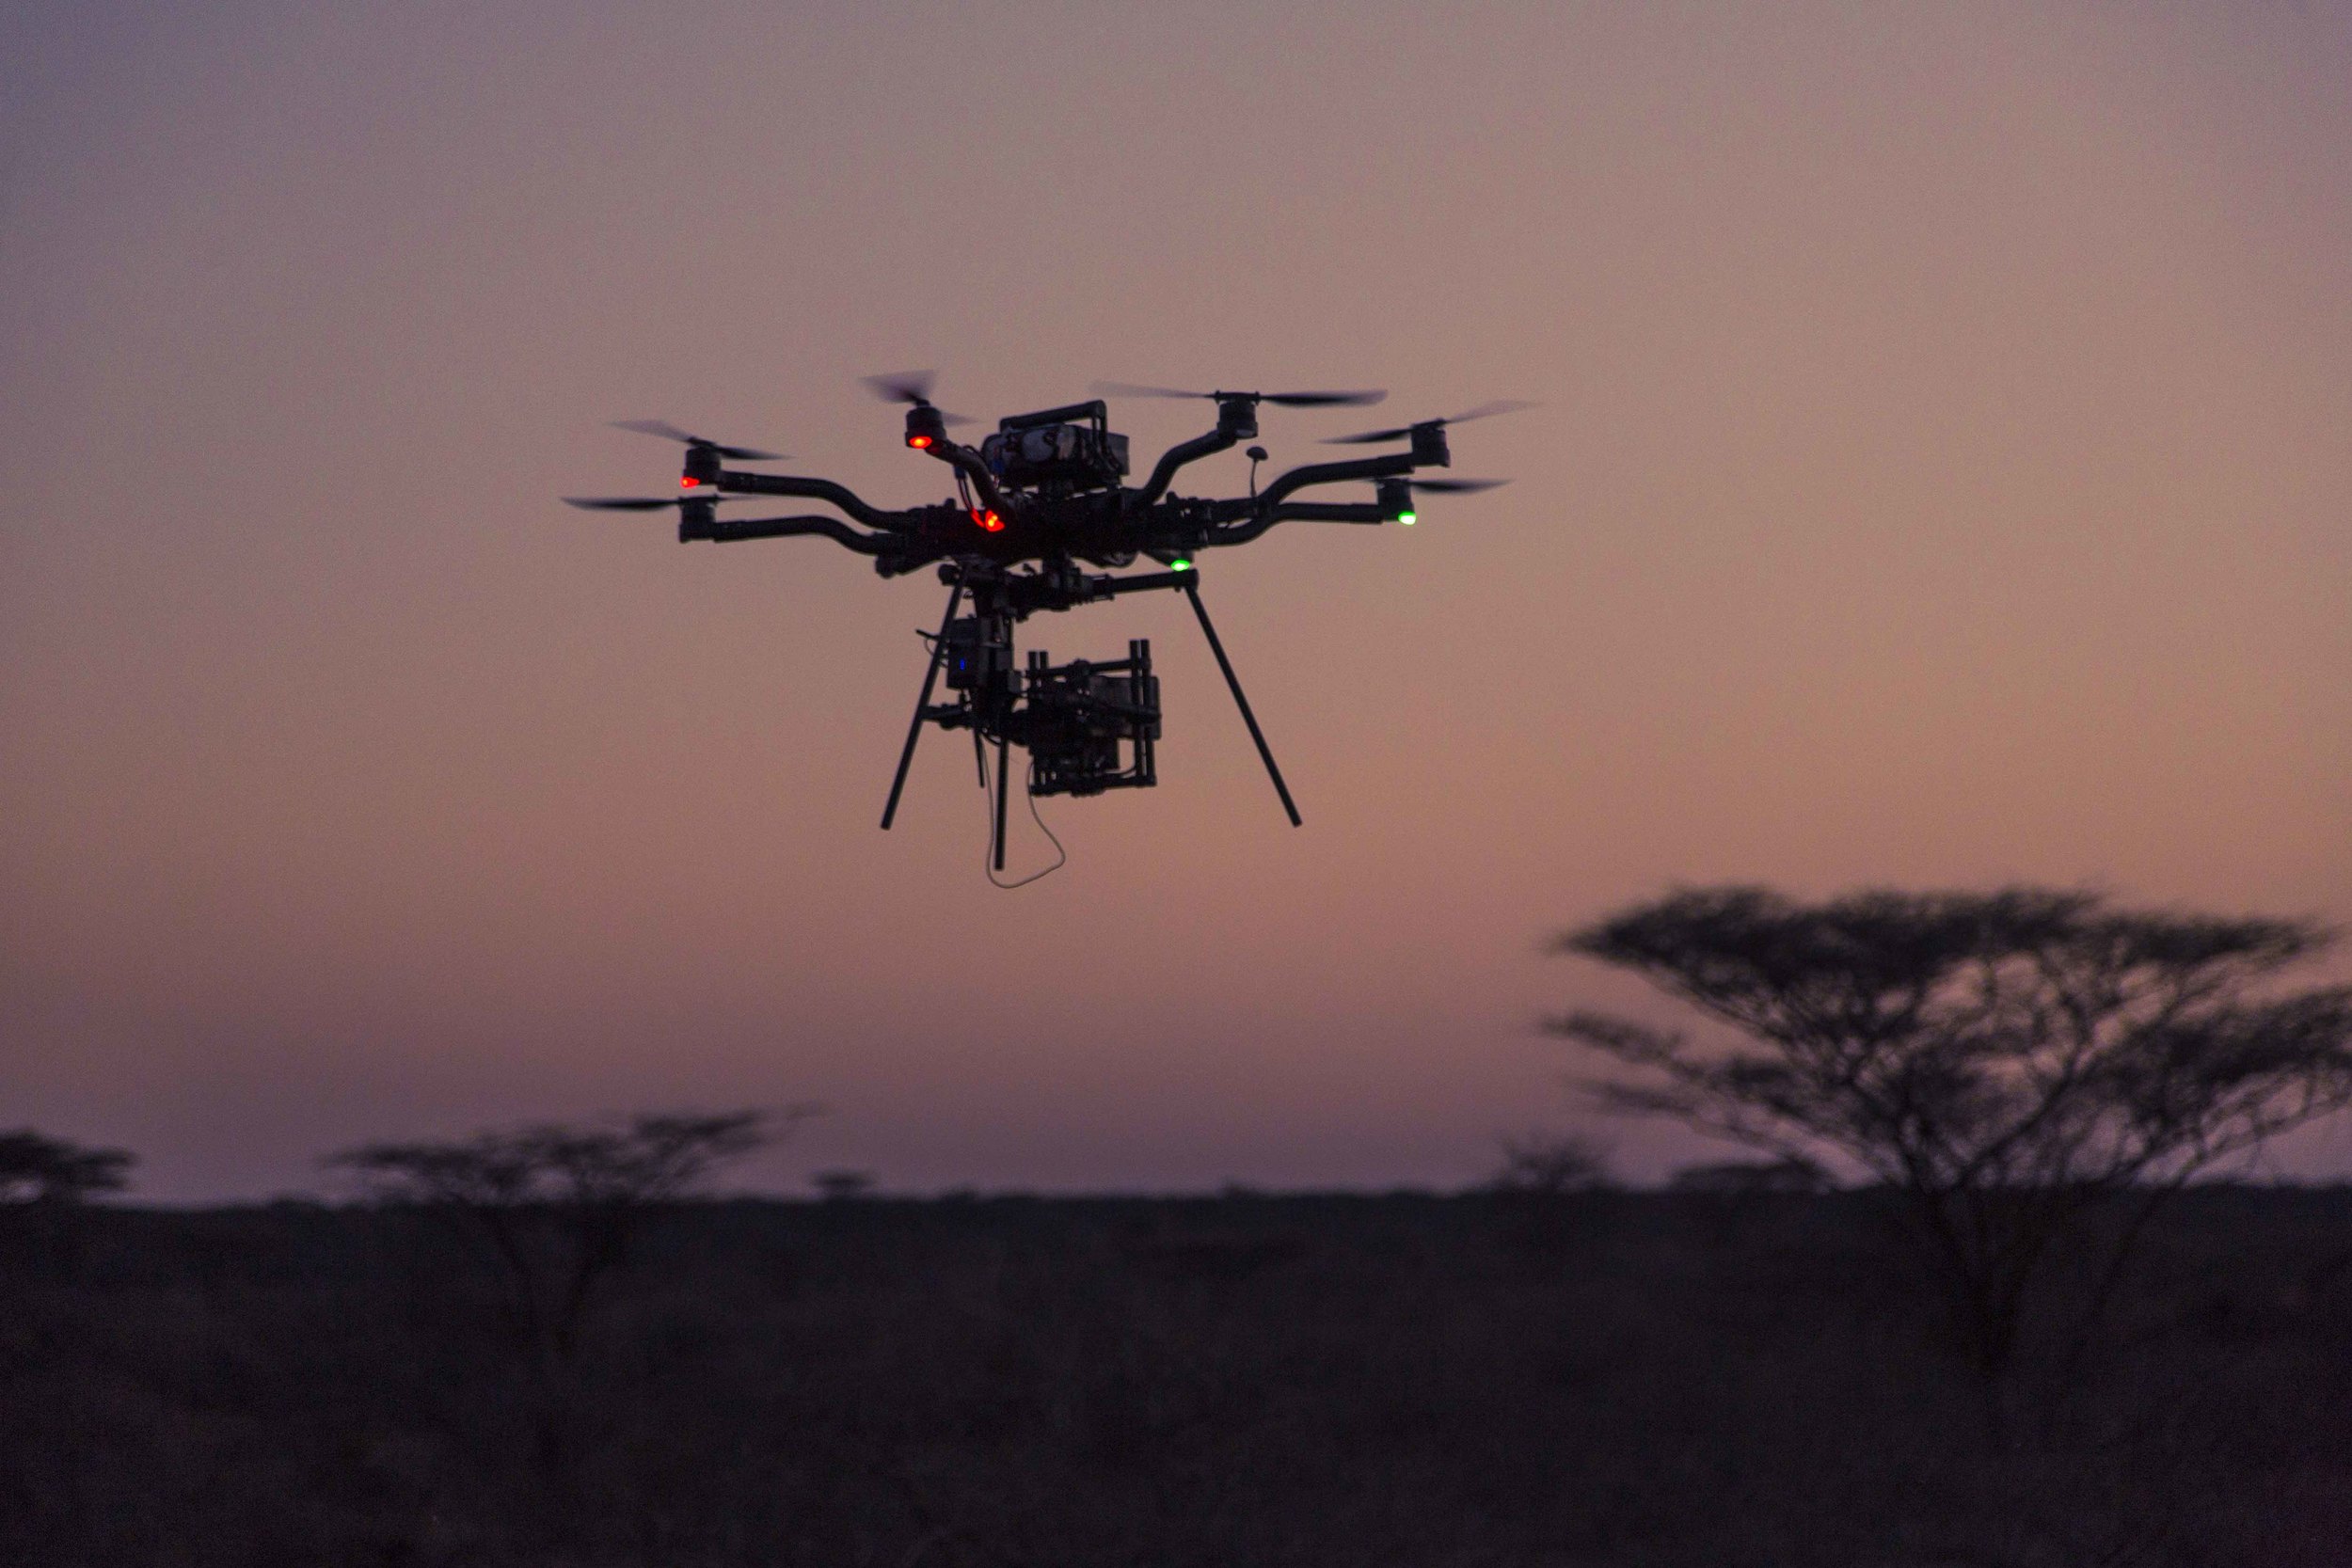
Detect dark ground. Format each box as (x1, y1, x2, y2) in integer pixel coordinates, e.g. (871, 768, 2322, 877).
(6, 1188, 2352, 1567)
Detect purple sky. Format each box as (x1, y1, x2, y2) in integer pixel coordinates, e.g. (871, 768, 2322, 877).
(4, 2, 2348, 1200)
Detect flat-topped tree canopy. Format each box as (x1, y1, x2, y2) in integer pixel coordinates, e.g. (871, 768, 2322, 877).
(1550, 885, 2352, 1377)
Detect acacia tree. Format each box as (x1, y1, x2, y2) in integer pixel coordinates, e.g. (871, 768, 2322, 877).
(1549, 887, 2352, 1381)
(0, 1129, 134, 1204)
(330, 1110, 798, 1366)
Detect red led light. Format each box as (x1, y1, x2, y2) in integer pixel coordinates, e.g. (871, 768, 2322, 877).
(908, 434, 933, 450)
(680, 476, 699, 489)
(972, 508, 1004, 532)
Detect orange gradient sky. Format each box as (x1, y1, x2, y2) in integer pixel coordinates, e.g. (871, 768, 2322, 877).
(4, 2, 2348, 1199)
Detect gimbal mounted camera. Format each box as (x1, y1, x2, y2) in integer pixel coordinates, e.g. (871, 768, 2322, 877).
(567, 375, 1524, 877)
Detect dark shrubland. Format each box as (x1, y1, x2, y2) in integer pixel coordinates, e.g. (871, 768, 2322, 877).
(7, 1187, 2352, 1564)
(8, 885, 2351, 1563)
(0, 1129, 136, 1280)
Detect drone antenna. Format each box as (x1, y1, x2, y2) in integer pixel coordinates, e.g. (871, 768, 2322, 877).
(1247, 446, 1268, 499)
(1182, 578, 1302, 827)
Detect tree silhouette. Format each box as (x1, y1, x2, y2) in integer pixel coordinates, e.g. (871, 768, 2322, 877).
(1491, 1131, 1616, 1196)
(329, 1109, 803, 1469)
(331, 1110, 792, 1365)
(1549, 887, 2352, 1382)
(0, 1129, 134, 1204)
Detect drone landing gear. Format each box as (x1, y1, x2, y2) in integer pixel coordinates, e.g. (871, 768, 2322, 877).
(1180, 580, 1300, 828)
(992, 734, 1011, 874)
(878, 583, 964, 835)
(877, 563, 1300, 870)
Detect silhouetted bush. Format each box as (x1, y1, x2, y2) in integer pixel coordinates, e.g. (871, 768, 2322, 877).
(0, 1128, 133, 1203)
(1669, 1155, 1829, 1195)
(1490, 1130, 1616, 1196)
(811, 1169, 876, 1201)
(325, 1109, 800, 1468)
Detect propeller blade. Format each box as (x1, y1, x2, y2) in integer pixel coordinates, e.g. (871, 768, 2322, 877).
(1090, 380, 1207, 401)
(562, 492, 759, 512)
(611, 418, 702, 444)
(1093, 381, 1387, 408)
(1440, 399, 1539, 426)
(610, 420, 785, 462)
(1406, 477, 1510, 495)
(1323, 400, 1539, 446)
(1263, 388, 1387, 407)
(862, 371, 975, 426)
(863, 370, 938, 406)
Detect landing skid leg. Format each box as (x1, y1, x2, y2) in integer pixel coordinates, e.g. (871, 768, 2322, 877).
(880, 583, 963, 831)
(1183, 580, 1302, 827)
(993, 736, 1011, 871)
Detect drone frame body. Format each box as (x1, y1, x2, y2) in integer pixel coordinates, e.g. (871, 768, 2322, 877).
(572, 383, 1511, 871)
(675, 391, 1454, 575)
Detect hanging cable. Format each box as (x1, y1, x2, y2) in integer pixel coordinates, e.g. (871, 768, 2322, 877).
(981, 743, 1066, 889)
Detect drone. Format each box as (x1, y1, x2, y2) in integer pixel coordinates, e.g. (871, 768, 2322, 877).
(567, 374, 1523, 878)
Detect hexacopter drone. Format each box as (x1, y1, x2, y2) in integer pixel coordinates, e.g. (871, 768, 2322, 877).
(567, 374, 1522, 879)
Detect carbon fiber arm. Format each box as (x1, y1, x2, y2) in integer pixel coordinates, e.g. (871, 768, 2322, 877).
(681, 513, 897, 555)
(716, 470, 908, 531)
(1132, 426, 1243, 510)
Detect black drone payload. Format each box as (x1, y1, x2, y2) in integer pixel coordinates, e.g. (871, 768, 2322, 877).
(1018, 644, 1159, 800)
(979, 402, 1130, 495)
(938, 610, 1158, 800)
(566, 374, 1523, 879)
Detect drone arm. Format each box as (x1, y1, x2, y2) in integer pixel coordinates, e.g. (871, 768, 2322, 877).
(926, 442, 1012, 520)
(684, 513, 895, 555)
(718, 470, 903, 530)
(1203, 500, 1392, 547)
(1264, 502, 1391, 524)
(1131, 427, 1240, 510)
(1181, 451, 1415, 545)
(1254, 451, 1417, 510)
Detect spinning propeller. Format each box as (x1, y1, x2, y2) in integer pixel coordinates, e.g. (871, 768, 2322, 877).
(866, 370, 978, 451)
(609, 420, 785, 462)
(1323, 400, 1537, 446)
(862, 371, 976, 426)
(1093, 381, 1386, 408)
(1392, 476, 1509, 495)
(1372, 473, 1509, 525)
(563, 491, 767, 512)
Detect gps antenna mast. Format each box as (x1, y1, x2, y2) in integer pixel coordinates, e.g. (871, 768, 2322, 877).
(1183, 579, 1302, 827)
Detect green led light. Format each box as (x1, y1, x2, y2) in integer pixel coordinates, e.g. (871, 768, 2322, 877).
(1170, 557, 1194, 571)
(1396, 511, 1417, 526)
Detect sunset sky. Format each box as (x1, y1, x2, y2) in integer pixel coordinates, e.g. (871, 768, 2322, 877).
(5, 1, 2347, 1200)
